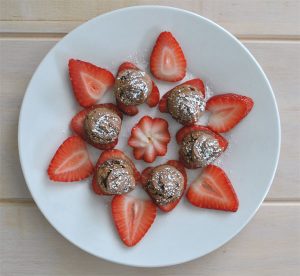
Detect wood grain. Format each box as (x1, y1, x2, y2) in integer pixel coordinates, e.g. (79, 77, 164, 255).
(0, 203, 299, 275)
(0, 1, 299, 274)
(1, 0, 300, 37)
(0, 39, 299, 200)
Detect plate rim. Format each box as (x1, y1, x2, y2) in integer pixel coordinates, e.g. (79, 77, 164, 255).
(18, 5, 281, 267)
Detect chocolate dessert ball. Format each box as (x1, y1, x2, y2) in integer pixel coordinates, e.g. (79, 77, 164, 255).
(167, 84, 205, 125)
(179, 130, 222, 168)
(84, 107, 121, 144)
(114, 69, 152, 105)
(145, 165, 184, 205)
(95, 159, 135, 195)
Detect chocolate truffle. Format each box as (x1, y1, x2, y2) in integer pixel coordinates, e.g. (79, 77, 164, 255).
(96, 159, 135, 195)
(180, 131, 222, 168)
(167, 84, 205, 125)
(146, 165, 184, 205)
(114, 69, 152, 105)
(84, 107, 121, 145)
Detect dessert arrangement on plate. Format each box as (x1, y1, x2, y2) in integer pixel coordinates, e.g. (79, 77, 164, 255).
(47, 31, 254, 247)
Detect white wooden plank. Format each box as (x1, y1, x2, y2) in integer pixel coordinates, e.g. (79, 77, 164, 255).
(1, 39, 299, 200)
(0, 0, 299, 36)
(0, 203, 299, 275)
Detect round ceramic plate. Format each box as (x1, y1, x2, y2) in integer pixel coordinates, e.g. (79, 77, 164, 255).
(18, 6, 280, 267)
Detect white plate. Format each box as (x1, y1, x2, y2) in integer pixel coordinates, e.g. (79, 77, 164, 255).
(18, 6, 280, 267)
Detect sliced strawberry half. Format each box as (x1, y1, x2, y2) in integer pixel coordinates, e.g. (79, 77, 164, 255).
(146, 81, 160, 107)
(150, 31, 186, 82)
(69, 59, 115, 107)
(183, 78, 205, 97)
(206, 93, 254, 133)
(141, 160, 187, 212)
(158, 78, 205, 113)
(111, 194, 157, 247)
(92, 149, 140, 195)
(116, 100, 139, 116)
(158, 91, 171, 113)
(128, 116, 171, 163)
(70, 103, 122, 150)
(187, 165, 239, 212)
(48, 136, 93, 182)
(117, 61, 139, 74)
(176, 125, 228, 151)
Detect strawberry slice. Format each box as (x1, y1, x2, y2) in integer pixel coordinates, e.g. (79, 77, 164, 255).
(150, 31, 187, 82)
(183, 79, 205, 97)
(146, 81, 160, 107)
(116, 100, 139, 116)
(141, 160, 187, 212)
(176, 125, 228, 151)
(70, 103, 122, 150)
(92, 149, 140, 195)
(186, 165, 239, 212)
(69, 59, 114, 107)
(206, 93, 254, 133)
(158, 91, 171, 113)
(128, 116, 171, 163)
(158, 78, 205, 113)
(111, 194, 157, 247)
(48, 136, 93, 182)
(116, 62, 160, 114)
(117, 61, 139, 74)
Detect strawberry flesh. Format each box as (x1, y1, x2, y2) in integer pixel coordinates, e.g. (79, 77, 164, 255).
(128, 116, 171, 163)
(69, 59, 114, 107)
(111, 194, 157, 247)
(186, 165, 239, 212)
(158, 91, 171, 113)
(146, 81, 160, 107)
(116, 100, 139, 116)
(48, 136, 94, 182)
(206, 93, 254, 133)
(150, 31, 187, 82)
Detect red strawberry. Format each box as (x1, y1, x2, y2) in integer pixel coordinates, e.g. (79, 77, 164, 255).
(68, 59, 114, 107)
(116, 100, 139, 116)
(92, 149, 140, 195)
(158, 78, 205, 113)
(48, 136, 93, 182)
(128, 116, 171, 163)
(183, 79, 205, 97)
(146, 81, 160, 107)
(70, 103, 122, 150)
(206, 93, 254, 133)
(141, 160, 187, 212)
(150, 31, 186, 82)
(117, 61, 139, 74)
(176, 125, 228, 151)
(158, 91, 170, 113)
(186, 165, 239, 212)
(111, 194, 157, 247)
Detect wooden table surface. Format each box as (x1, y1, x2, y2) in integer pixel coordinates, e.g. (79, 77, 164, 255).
(1, 1, 299, 275)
